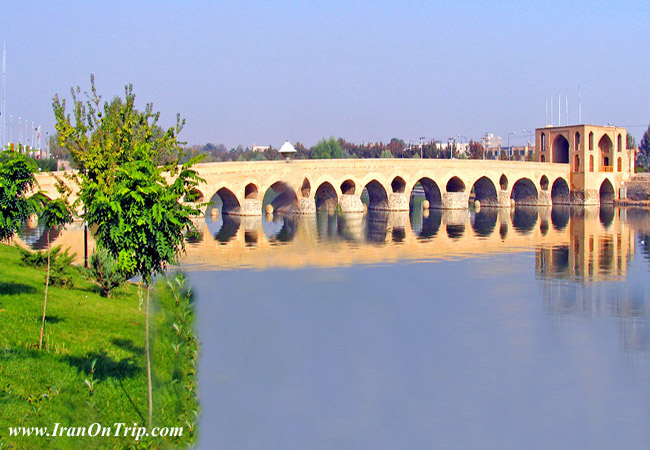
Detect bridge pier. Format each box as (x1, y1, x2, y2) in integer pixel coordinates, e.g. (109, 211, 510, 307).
(233, 199, 262, 216)
(498, 190, 512, 208)
(296, 197, 316, 214)
(570, 189, 600, 206)
(387, 193, 410, 211)
(538, 191, 552, 207)
(441, 192, 469, 209)
(339, 194, 365, 213)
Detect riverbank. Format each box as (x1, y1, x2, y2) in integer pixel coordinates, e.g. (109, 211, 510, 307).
(0, 243, 198, 449)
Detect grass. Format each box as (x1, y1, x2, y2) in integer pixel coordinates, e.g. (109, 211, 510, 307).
(0, 243, 198, 450)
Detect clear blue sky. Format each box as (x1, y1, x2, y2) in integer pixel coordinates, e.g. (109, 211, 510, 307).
(1, 0, 648, 148)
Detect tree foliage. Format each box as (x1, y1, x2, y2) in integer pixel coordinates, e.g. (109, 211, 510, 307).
(89, 248, 126, 298)
(311, 137, 343, 159)
(467, 140, 485, 159)
(626, 133, 636, 149)
(0, 151, 38, 242)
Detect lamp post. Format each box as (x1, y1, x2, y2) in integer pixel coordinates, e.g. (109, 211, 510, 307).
(419, 136, 425, 159)
(507, 131, 517, 161)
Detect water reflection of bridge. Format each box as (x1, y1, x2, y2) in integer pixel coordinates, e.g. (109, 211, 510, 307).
(20, 205, 638, 282)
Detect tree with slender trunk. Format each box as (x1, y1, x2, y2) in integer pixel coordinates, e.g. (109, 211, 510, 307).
(53, 77, 203, 428)
(37, 182, 73, 350)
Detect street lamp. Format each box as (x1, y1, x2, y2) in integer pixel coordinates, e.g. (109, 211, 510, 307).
(507, 131, 517, 160)
(419, 136, 425, 159)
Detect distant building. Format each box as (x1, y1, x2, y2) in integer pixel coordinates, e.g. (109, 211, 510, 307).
(251, 145, 270, 152)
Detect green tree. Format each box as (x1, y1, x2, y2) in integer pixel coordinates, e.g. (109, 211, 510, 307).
(380, 149, 393, 158)
(53, 77, 203, 428)
(37, 181, 74, 350)
(639, 124, 650, 170)
(626, 133, 636, 149)
(467, 140, 485, 159)
(0, 151, 38, 242)
(311, 137, 343, 159)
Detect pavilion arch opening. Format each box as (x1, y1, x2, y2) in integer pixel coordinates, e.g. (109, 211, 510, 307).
(410, 178, 442, 210)
(618, 134, 623, 152)
(362, 180, 389, 210)
(471, 176, 498, 207)
(211, 187, 241, 215)
(598, 135, 613, 168)
(263, 181, 298, 213)
(300, 178, 311, 198)
(589, 132, 594, 150)
(499, 174, 508, 191)
(540, 175, 549, 191)
(315, 182, 338, 212)
(391, 176, 406, 194)
(510, 178, 538, 206)
(574, 154, 580, 172)
(552, 135, 569, 163)
(575, 132, 581, 150)
(341, 180, 356, 195)
(446, 176, 466, 193)
(599, 179, 615, 204)
(541, 155, 546, 163)
(617, 157, 622, 172)
(551, 178, 570, 204)
(245, 183, 259, 200)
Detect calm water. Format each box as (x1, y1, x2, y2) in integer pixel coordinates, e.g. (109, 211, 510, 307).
(19, 204, 650, 449)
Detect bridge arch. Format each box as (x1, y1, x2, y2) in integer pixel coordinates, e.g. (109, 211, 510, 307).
(540, 175, 549, 191)
(264, 181, 298, 213)
(471, 176, 498, 207)
(510, 178, 538, 206)
(315, 182, 338, 212)
(363, 180, 389, 210)
(341, 179, 356, 195)
(552, 135, 569, 163)
(245, 183, 259, 200)
(212, 187, 241, 215)
(599, 178, 615, 204)
(391, 176, 406, 194)
(411, 178, 442, 209)
(551, 178, 570, 204)
(446, 176, 466, 192)
(300, 178, 311, 198)
(499, 174, 508, 190)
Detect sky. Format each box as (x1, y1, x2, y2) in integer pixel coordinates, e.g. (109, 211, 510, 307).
(0, 0, 648, 148)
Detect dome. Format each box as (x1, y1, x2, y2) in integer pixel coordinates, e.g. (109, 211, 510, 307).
(279, 141, 296, 154)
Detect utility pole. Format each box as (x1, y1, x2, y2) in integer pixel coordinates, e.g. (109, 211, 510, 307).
(1, 42, 6, 149)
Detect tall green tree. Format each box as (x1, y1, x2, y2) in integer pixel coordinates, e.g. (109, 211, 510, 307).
(37, 180, 74, 350)
(626, 133, 636, 149)
(311, 137, 343, 159)
(0, 151, 38, 242)
(53, 77, 203, 428)
(638, 125, 650, 170)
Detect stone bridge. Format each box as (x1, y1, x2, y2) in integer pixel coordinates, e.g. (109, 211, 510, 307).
(170, 159, 572, 215)
(34, 157, 622, 217)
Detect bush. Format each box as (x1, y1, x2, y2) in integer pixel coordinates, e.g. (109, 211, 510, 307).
(16, 245, 74, 268)
(88, 248, 126, 298)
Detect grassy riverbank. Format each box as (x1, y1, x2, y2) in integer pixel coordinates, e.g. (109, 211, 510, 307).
(0, 243, 198, 449)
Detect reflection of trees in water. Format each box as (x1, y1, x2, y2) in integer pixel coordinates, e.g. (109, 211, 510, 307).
(512, 207, 538, 233)
(471, 209, 497, 238)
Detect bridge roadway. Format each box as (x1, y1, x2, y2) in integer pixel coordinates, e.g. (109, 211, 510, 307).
(33, 159, 572, 215)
